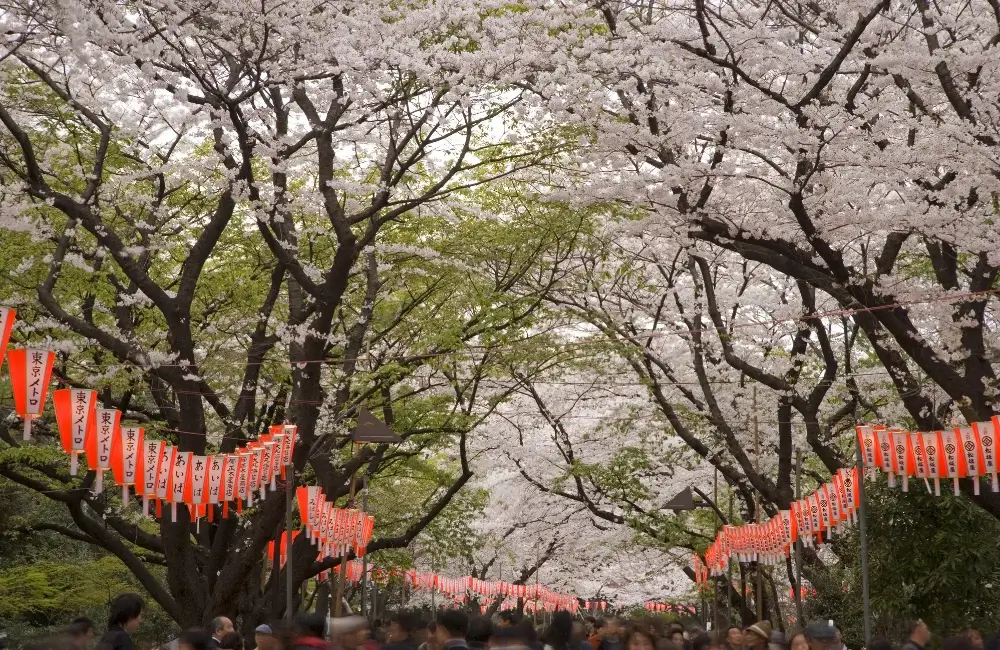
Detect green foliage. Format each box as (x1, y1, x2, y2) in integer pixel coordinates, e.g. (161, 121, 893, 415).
(804, 480, 1000, 646)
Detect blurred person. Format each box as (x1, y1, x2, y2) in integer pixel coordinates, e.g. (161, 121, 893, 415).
(499, 615, 521, 631)
(769, 632, 787, 650)
(492, 627, 532, 650)
(787, 633, 808, 650)
(386, 612, 424, 650)
(290, 613, 330, 650)
(514, 619, 541, 650)
(330, 617, 371, 650)
(542, 612, 572, 650)
(624, 628, 656, 650)
(725, 629, 743, 650)
(967, 632, 984, 650)
(179, 630, 213, 650)
(901, 622, 930, 650)
(743, 624, 772, 650)
(421, 623, 441, 650)
(803, 622, 838, 650)
(589, 623, 605, 650)
(572, 621, 592, 650)
(211, 619, 236, 650)
(832, 629, 846, 650)
(68, 618, 96, 650)
(867, 639, 894, 650)
(670, 631, 685, 649)
(436, 611, 470, 650)
(220, 633, 245, 650)
(254, 625, 278, 650)
(95, 593, 145, 650)
(595, 620, 624, 650)
(469, 617, 495, 650)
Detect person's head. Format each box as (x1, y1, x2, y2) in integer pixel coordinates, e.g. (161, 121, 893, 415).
(294, 613, 328, 640)
(604, 619, 623, 639)
(804, 622, 838, 650)
(572, 621, 588, 644)
(492, 626, 530, 650)
(626, 627, 657, 650)
(219, 632, 243, 650)
(108, 593, 145, 633)
(436, 610, 470, 644)
(967, 631, 984, 650)
(727, 628, 744, 649)
(425, 622, 441, 650)
(468, 616, 494, 647)
(692, 633, 714, 650)
(907, 621, 930, 647)
(499, 612, 521, 630)
(768, 631, 787, 650)
(179, 629, 212, 650)
(867, 638, 893, 650)
(68, 618, 95, 649)
(672, 632, 685, 646)
(788, 633, 808, 650)
(744, 623, 773, 650)
(942, 637, 975, 650)
(212, 617, 235, 639)
(389, 612, 423, 643)
(514, 618, 538, 646)
(330, 617, 370, 650)
(255, 624, 276, 650)
(543, 612, 572, 648)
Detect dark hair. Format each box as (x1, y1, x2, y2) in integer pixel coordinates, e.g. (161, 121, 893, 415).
(219, 632, 244, 650)
(593, 620, 606, 630)
(392, 612, 423, 636)
(468, 616, 494, 645)
(180, 629, 213, 650)
(942, 638, 975, 650)
(625, 627, 657, 650)
(787, 633, 806, 650)
(295, 613, 327, 640)
(427, 622, 438, 634)
(515, 619, 539, 646)
(437, 610, 469, 639)
(68, 618, 94, 637)
(500, 611, 521, 625)
(108, 593, 145, 628)
(543, 611, 573, 650)
(692, 633, 713, 650)
(868, 639, 893, 650)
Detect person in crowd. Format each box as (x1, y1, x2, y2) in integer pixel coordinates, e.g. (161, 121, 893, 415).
(435, 610, 470, 650)
(254, 625, 278, 650)
(769, 632, 787, 650)
(179, 630, 213, 650)
(725, 628, 743, 650)
(290, 613, 330, 650)
(468, 616, 494, 650)
(967, 631, 984, 650)
(832, 629, 846, 650)
(595, 619, 623, 650)
(385, 612, 424, 650)
(330, 617, 371, 650)
(492, 627, 533, 650)
(942, 637, 975, 650)
(623, 627, 656, 650)
(588, 622, 605, 650)
(669, 628, 685, 650)
(743, 623, 772, 650)
(867, 639, 893, 650)
(804, 622, 839, 650)
(499, 614, 522, 631)
(220, 633, 244, 650)
(421, 623, 441, 650)
(901, 622, 931, 650)
(210, 619, 236, 650)
(690, 633, 713, 650)
(514, 618, 541, 650)
(572, 621, 593, 650)
(95, 593, 145, 650)
(787, 633, 808, 650)
(542, 612, 572, 650)
(68, 618, 95, 650)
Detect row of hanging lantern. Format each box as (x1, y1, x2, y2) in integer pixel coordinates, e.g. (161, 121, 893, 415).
(856, 420, 1000, 495)
(643, 602, 696, 615)
(404, 570, 580, 611)
(698, 466, 862, 577)
(0, 307, 298, 526)
(296, 485, 376, 563)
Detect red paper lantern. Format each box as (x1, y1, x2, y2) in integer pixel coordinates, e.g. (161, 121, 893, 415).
(7, 347, 55, 440)
(167, 451, 192, 522)
(52, 388, 96, 475)
(137, 440, 164, 517)
(0, 307, 14, 365)
(86, 408, 120, 492)
(111, 426, 144, 505)
(281, 424, 297, 478)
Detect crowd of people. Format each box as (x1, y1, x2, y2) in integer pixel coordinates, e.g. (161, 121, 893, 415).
(9, 592, 1000, 650)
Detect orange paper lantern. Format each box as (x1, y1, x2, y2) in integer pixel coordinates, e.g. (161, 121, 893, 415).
(137, 440, 164, 517)
(86, 408, 120, 492)
(111, 426, 144, 505)
(167, 451, 192, 522)
(6, 347, 55, 440)
(52, 388, 96, 475)
(0, 307, 14, 365)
